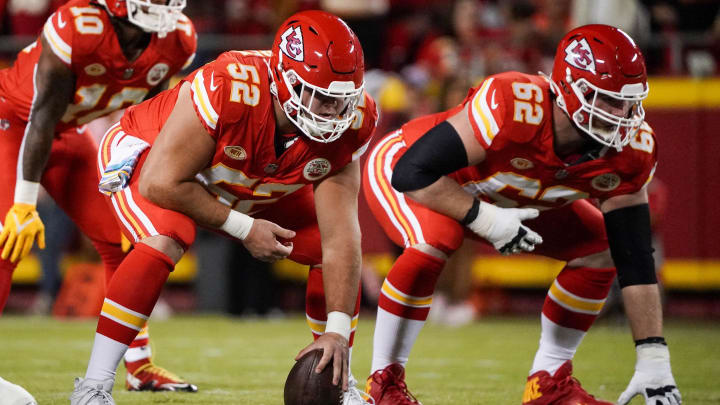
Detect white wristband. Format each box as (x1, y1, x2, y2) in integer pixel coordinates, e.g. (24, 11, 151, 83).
(324, 311, 352, 341)
(220, 209, 254, 240)
(14, 180, 40, 205)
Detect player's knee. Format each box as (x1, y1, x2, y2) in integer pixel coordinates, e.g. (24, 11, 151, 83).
(138, 235, 185, 264)
(409, 243, 449, 261)
(568, 249, 615, 269)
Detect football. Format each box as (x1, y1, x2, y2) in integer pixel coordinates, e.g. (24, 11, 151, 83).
(284, 349, 342, 405)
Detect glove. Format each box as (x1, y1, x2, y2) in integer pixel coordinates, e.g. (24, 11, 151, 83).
(618, 343, 682, 405)
(466, 201, 542, 254)
(0, 203, 46, 263)
(98, 135, 149, 195)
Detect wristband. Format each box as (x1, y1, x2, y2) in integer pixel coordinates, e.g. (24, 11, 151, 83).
(324, 311, 351, 341)
(220, 209, 254, 240)
(461, 198, 480, 225)
(14, 180, 40, 205)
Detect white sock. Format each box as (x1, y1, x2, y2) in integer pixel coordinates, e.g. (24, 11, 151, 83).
(370, 307, 426, 373)
(85, 333, 129, 382)
(530, 314, 586, 375)
(124, 346, 152, 363)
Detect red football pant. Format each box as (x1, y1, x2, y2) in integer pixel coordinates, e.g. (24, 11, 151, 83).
(363, 130, 615, 331)
(0, 99, 123, 313)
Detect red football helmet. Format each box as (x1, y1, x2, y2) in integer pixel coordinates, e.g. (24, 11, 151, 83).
(547, 24, 648, 150)
(98, 0, 185, 36)
(270, 10, 365, 143)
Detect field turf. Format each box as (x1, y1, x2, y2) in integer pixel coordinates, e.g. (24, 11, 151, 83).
(1, 315, 718, 404)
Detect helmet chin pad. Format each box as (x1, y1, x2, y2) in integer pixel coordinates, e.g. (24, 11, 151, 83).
(125, 0, 185, 35)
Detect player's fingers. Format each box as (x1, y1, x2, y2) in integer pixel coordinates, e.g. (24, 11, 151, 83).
(518, 208, 540, 220)
(294, 343, 317, 361)
(518, 240, 534, 252)
(1, 232, 16, 260)
(341, 351, 349, 391)
(0, 228, 9, 247)
(524, 228, 543, 245)
(20, 237, 33, 261)
(617, 389, 635, 405)
(315, 345, 333, 374)
(331, 346, 343, 386)
(275, 241, 293, 257)
(10, 234, 25, 263)
(37, 229, 46, 250)
(273, 224, 296, 239)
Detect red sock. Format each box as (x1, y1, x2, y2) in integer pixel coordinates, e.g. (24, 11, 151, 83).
(0, 259, 16, 314)
(96, 243, 172, 345)
(90, 240, 126, 290)
(543, 266, 616, 331)
(306, 266, 362, 347)
(378, 248, 445, 321)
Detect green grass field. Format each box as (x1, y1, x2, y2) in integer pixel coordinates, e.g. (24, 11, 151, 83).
(1, 315, 718, 404)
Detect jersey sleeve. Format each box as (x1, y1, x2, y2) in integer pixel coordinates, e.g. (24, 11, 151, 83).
(607, 122, 659, 198)
(175, 14, 198, 71)
(42, 9, 74, 66)
(187, 63, 228, 139)
(351, 92, 379, 161)
(466, 77, 506, 149)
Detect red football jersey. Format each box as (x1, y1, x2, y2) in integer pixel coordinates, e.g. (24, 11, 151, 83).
(0, 0, 196, 132)
(399, 71, 657, 210)
(121, 50, 378, 215)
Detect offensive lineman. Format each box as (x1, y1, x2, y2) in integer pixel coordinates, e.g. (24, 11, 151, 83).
(71, 10, 377, 405)
(0, 0, 198, 397)
(363, 25, 681, 405)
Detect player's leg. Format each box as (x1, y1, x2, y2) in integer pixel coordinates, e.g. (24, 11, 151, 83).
(255, 187, 371, 404)
(71, 127, 197, 404)
(362, 131, 465, 404)
(0, 103, 29, 314)
(521, 200, 614, 405)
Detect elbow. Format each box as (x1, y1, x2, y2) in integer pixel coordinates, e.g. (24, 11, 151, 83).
(138, 175, 169, 206)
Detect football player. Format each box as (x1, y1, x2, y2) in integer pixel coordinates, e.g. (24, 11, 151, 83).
(71, 10, 377, 405)
(362, 25, 681, 405)
(0, 0, 198, 395)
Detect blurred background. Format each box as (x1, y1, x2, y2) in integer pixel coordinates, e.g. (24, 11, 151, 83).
(2, 0, 719, 327)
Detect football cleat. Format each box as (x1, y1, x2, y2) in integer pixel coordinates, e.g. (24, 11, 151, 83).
(70, 377, 115, 405)
(0, 376, 37, 405)
(366, 363, 421, 405)
(344, 376, 375, 405)
(124, 358, 197, 392)
(522, 361, 612, 404)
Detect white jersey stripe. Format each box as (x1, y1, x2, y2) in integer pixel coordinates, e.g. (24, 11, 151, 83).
(43, 18, 71, 65)
(382, 142, 426, 245)
(191, 70, 218, 130)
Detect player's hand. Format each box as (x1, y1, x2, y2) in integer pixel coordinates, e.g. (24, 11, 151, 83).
(0, 203, 45, 263)
(466, 201, 542, 255)
(618, 343, 681, 405)
(242, 219, 295, 262)
(295, 332, 349, 391)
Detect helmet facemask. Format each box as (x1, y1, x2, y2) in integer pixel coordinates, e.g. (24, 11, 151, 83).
(126, 0, 185, 37)
(279, 68, 364, 143)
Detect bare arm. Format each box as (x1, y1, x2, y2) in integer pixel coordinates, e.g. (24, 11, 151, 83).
(21, 35, 76, 183)
(403, 103, 486, 220)
(314, 159, 363, 315)
(138, 81, 228, 228)
(601, 188, 662, 340)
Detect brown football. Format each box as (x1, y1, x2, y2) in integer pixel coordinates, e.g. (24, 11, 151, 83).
(284, 349, 342, 405)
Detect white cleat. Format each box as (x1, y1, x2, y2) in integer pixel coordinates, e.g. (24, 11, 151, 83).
(343, 377, 375, 405)
(69, 378, 115, 405)
(0, 376, 38, 405)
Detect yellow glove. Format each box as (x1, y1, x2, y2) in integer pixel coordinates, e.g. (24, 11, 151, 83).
(0, 203, 46, 263)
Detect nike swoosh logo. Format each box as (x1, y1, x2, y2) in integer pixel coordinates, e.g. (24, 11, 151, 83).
(491, 90, 498, 109)
(57, 12, 67, 28)
(13, 213, 34, 233)
(209, 72, 219, 91)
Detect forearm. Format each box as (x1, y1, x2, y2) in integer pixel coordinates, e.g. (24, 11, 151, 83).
(321, 227, 362, 315)
(406, 176, 475, 221)
(142, 178, 230, 229)
(621, 284, 663, 340)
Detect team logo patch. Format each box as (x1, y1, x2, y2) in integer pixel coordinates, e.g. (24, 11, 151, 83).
(511, 157, 534, 170)
(591, 173, 621, 192)
(303, 158, 331, 181)
(564, 38, 595, 73)
(224, 146, 247, 160)
(147, 63, 169, 86)
(279, 26, 304, 62)
(84, 63, 106, 76)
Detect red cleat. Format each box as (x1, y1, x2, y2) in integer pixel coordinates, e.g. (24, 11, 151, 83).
(522, 361, 612, 404)
(124, 358, 197, 392)
(366, 363, 422, 405)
